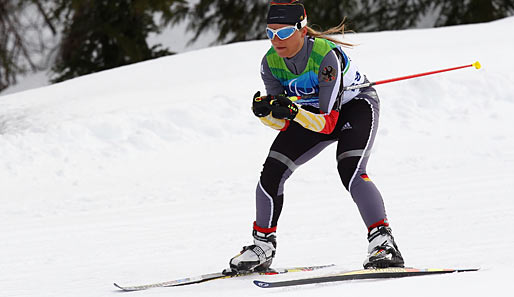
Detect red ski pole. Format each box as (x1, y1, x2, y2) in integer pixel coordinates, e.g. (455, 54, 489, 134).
(288, 61, 481, 101)
(343, 61, 481, 91)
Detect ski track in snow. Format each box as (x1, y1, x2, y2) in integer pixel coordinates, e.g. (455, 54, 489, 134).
(1, 17, 514, 297)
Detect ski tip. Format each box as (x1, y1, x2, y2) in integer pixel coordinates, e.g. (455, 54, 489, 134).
(113, 283, 138, 291)
(253, 280, 272, 288)
(472, 61, 481, 69)
(456, 267, 480, 272)
(113, 283, 125, 290)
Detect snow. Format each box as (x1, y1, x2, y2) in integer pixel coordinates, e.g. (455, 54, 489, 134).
(1, 17, 514, 296)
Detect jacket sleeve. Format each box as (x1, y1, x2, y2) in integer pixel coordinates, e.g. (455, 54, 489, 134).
(292, 49, 342, 134)
(261, 56, 285, 96)
(258, 55, 291, 131)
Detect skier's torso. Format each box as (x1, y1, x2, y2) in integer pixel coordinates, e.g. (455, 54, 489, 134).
(261, 36, 365, 113)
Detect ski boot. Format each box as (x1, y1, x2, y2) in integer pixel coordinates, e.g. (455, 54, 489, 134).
(227, 224, 276, 274)
(363, 224, 404, 269)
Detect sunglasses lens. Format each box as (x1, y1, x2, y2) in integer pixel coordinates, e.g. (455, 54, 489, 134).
(266, 28, 275, 39)
(276, 27, 296, 39)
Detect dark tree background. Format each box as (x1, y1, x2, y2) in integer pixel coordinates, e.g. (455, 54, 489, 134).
(182, 0, 514, 44)
(432, 0, 514, 26)
(1, 0, 513, 91)
(50, 0, 188, 83)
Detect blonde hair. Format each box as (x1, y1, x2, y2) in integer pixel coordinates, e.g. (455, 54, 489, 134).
(305, 20, 355, 48)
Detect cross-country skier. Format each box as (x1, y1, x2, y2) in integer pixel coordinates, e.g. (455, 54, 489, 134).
(228, 0, 404, 272)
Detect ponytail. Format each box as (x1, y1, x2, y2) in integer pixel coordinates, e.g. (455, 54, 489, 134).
(305, 20, 355, 48)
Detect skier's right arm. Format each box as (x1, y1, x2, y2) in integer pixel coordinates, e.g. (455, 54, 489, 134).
(255, 57, 289, 131)
(260, 56, 284, 95)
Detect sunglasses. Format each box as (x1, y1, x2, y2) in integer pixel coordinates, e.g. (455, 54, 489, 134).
(266, 18, 307, 40)
(266, 26, 298, 40)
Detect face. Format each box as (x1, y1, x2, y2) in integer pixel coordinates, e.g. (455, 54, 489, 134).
(267, 24, 306, 58)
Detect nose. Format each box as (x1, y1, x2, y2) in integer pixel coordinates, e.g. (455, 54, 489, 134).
(271, 34, 283, 43)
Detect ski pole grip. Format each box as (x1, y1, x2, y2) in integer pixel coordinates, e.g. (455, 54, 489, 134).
(343, 82, 373, 91)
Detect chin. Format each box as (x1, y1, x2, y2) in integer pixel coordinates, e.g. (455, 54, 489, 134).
(275, 48, 289, 58)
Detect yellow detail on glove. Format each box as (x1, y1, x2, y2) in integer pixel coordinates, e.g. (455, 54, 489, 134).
(259, 114, 288, 130)
(294, 109, 326, 132)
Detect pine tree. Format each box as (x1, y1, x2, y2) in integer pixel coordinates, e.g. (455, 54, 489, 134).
(185, 0, 269, 44)
(51, 0, 188, 83)
(352, 0, 431, 31)
(301, 0, 361, 31)
(432, 0, 514, 27)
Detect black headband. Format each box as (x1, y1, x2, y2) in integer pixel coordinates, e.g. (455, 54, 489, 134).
(267, 0, 307, 26)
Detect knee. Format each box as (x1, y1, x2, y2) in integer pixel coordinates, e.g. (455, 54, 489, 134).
(337, 158, 360, 191)
(261, 158, 285, 182)
(260, 157, 291, 195)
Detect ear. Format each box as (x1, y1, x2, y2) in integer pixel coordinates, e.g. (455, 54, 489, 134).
(300, 27, 307, 37)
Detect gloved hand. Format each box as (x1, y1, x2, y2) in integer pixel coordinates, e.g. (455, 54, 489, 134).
(252, 91, 272, 117)
(271, 95, 299, 120)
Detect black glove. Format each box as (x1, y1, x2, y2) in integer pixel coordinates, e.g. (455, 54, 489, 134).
(270, 95, 299, 120)
(252, 91, 272, 117)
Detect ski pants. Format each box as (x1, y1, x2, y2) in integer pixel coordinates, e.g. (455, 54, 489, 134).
(255, 88, 387, 230)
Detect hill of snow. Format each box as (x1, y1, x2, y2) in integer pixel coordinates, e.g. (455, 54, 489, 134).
(1, 17, 514, 297)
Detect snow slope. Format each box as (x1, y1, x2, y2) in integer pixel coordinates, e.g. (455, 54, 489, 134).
(1, 17, 514, 297)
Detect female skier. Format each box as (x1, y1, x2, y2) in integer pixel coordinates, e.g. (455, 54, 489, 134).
(228, 0, 404, 272)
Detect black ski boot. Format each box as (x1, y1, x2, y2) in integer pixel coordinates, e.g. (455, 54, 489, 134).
(228, 225, 276, 273)
(363, 225, 404, 269)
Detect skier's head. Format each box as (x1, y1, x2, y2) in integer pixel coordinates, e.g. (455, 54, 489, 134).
(266, 0, 308, 58)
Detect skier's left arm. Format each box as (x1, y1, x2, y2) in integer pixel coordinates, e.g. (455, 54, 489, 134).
(289, 50, 342, 134)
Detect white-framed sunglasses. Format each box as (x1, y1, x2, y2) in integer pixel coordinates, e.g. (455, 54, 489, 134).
(266, 18, 307, 40)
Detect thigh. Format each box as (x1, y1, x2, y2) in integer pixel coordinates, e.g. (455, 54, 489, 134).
(260, 122, 333, 195)
(336, 98, 378, 154)
(336, 93, 380, 189)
